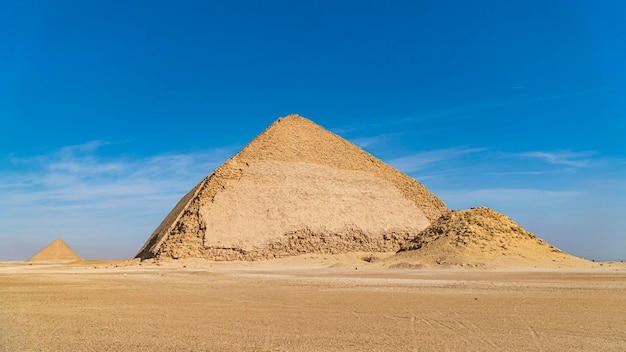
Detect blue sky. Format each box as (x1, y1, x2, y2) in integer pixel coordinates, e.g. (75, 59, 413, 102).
(1, 1, 624, 261)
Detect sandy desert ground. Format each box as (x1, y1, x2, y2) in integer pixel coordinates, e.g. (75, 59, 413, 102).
(1, 255, 626, 352)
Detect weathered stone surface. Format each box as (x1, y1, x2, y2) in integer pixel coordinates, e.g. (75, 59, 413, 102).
(136, 114, 448, 260)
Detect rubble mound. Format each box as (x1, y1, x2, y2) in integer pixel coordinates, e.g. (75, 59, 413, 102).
(27, 238, 82, 263)
(136, 114, 448, 261)
(388, 207, 589, 268)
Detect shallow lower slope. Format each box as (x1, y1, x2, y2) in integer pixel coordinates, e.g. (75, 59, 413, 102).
(383, 207, 590, 268)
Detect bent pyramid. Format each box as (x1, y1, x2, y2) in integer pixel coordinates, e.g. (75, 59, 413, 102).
(27, 238, 82, 263)
(137, 114, 448, 261)
(390, 206, 589, 268)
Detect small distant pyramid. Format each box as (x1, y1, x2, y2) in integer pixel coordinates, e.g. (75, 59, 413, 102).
(137, 114, 449, 260)
(27, 238, 82, 263)
(390, 207, 588, 268)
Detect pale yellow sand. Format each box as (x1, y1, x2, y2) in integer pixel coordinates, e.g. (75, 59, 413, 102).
(1, 258, 625, 351)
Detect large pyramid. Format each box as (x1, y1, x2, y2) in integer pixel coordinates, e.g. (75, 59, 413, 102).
(27, 238, 82, 263)
(387, 207, 589, 268)
(137, 114, 448, 260)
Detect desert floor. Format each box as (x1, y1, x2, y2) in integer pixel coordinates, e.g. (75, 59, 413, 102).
(1, 256, 625, 352)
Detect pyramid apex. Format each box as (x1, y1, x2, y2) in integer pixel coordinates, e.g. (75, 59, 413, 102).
(280, 113, 305, 120)
(272, 114, 314, 126)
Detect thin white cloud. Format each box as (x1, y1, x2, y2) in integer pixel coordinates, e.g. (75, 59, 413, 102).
(388, 147, 486, 174)
(58, 140, 114, 154)
(485, 170, 547, 176)
(515, 150, 596, 167)
(438, 187, 582, 208)
(0, 141, 235, 260)
(349, 132, 405, 149)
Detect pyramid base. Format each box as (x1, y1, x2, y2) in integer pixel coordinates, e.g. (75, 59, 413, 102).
(154, 229, 416, 261)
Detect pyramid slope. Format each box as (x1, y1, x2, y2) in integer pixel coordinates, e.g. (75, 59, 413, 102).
(137, 114, 448, 260)
(27, 238, 82, 263)
(384, 207, 589, 268)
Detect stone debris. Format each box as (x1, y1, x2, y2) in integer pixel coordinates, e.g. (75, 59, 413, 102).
(392, 206, 589, 267)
